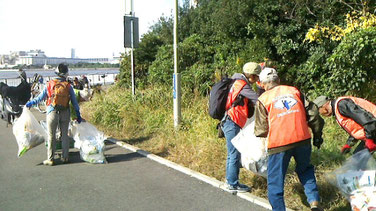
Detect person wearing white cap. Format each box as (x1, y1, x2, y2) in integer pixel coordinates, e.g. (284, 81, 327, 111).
(26, 63, 82, 166)
(254, 68, 324, 211)
(220, 62, 261, 193)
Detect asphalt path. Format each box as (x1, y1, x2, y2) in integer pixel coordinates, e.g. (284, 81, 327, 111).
(0, 108, 269, 211)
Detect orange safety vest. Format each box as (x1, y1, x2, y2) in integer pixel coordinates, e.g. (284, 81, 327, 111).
(259, 62, 266, 70)
(258, 85, 311, 149)
(334, 96, 376, 140)
(226, 80, 248, 128)
(46, 79, 71, 107)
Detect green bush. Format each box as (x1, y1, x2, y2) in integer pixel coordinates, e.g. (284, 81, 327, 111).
(148, 44, 174, 85)
(325, 27, 376, 98)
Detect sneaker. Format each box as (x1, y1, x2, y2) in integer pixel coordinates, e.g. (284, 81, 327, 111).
(61, 158, 69, 164)
(43, 160, 54, 166)
(226, 183, 250, 193)
(310, 201, 323, 211)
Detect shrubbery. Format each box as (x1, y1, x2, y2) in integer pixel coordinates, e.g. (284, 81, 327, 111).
(118, 0, 376, 100)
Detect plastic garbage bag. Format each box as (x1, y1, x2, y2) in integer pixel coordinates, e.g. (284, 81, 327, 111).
(326, 149, 376, 210)
(12, 107, 47, 157)
(70, 121, 107, 164)
(231, 116, 268, 177)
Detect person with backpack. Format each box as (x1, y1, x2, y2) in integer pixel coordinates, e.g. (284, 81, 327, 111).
(313, 95, 376, 154)
(26, 63, 82, 166)
(219, 62, 261, 193)
(254, 68, 324, 211)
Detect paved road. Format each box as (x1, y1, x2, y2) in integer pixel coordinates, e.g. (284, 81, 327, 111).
(0, 109, 269, 211)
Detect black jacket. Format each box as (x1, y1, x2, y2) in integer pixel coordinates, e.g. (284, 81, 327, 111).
(332, 98, 376, 146)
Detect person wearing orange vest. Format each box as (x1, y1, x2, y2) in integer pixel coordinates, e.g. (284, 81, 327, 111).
(254, 68, 324, 211)
(313, 95, 376, 154)
(26, 63, 82, 166)
(220, 62, 261, 193)
(258, 59, 276, 96)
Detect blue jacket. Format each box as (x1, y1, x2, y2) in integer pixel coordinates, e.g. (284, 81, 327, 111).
(28, 77, 81, 118)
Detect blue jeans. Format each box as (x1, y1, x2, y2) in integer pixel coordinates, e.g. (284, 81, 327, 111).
(267, 143, 320, 211)
(221, 117, 241, 186)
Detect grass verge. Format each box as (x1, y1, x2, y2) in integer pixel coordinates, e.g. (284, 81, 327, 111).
(81, 84, 353, 211)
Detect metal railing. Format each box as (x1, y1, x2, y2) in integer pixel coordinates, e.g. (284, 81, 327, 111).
(0, 73, 117, 87)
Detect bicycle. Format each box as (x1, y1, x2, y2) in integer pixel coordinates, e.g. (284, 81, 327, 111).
(30, 74, 47, 113)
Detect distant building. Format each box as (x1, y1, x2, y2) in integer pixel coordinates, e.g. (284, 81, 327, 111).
(71, 48, 76, 59)
(0, 49, 120, 68)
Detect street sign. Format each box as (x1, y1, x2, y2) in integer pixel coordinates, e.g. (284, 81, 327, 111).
(124, 16, 139, 48)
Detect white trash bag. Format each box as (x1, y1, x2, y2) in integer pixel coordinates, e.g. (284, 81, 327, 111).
(12, 107, 47, 157)
(231, 116, 268, 177)
(71, 121, 107, 164)
(326, 149, 376, 211)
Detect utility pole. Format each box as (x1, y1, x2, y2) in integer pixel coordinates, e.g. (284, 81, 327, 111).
(130, 0, 135, 96)
(124, 0, 138, 96)
(173, 0, 181, 128)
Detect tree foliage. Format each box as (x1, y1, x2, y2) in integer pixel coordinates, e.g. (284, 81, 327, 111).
(118, 0, 376, 99)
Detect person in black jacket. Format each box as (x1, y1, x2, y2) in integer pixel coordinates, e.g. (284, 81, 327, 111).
(314, 96, 376, 154)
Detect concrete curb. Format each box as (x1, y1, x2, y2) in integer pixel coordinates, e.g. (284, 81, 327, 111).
(106, 138, 290, 211)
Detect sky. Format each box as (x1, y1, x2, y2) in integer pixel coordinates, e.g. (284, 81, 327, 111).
(0, 0, 178, 58)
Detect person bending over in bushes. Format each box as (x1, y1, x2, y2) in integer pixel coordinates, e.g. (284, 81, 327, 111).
(314, 95, 376, 154)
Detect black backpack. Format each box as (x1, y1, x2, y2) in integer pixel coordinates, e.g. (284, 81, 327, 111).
(208, 77, 235, 120)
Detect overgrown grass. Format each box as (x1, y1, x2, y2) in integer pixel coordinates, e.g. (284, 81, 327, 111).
(81, 84, 354, 211)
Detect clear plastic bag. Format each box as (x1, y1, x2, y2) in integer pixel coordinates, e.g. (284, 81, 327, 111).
(12, 107, 47, 157)
(326, 149, 376, 210)
(70, 121, 107, 164)
(231, 116, 268, 177)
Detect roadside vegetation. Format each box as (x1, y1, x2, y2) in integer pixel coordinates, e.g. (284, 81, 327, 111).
(81, 84, 351, 210)
(82, 1, 376, 210)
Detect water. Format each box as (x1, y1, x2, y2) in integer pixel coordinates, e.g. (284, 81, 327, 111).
(0, 68, 120, 86)
(0, 68, 120, 79)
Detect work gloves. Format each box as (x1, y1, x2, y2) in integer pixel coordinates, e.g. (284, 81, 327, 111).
(341, 138, 376, 154)
(313, 136, 323, 149)
(76, 116, 82, 124)
(365, 138, 376, 152)
(25, 101, 33, 108)
(341, 144, 352, 154)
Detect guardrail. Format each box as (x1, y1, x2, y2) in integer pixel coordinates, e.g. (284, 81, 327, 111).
(0, 73, 117, 87)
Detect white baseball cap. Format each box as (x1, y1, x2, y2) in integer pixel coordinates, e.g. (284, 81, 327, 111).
(259, 67, 278, 83)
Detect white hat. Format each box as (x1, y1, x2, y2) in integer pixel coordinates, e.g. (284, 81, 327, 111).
(259, 67, 278, 83)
